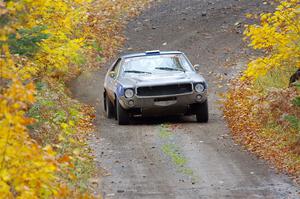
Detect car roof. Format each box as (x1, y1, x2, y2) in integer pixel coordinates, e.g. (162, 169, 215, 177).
(120, 51, 183, 59)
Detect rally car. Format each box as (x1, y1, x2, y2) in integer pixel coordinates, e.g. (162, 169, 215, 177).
(103, 50, 208, 125)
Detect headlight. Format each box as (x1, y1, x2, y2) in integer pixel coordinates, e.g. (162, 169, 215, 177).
(194, 83, 205, 93)
(124, 88, 134, 98)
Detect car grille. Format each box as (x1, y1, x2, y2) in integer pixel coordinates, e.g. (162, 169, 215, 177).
(137, 83, 193, 97)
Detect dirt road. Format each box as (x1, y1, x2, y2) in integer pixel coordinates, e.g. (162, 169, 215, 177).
(71, 0, 300, 198)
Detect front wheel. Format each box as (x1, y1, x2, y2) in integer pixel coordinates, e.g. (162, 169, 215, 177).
(195, 100, 209, 123)
(104, 94, 114, 119)
(116, 100, 130, 125)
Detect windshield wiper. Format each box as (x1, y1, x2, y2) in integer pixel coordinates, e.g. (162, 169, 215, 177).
(124, 70, 151, 74)
(155, 67, 185, 72)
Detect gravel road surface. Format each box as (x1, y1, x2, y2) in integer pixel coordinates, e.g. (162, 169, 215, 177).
(71, 0, 300, 198)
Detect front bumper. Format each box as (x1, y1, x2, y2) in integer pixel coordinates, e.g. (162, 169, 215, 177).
(119, 90, 208, 113)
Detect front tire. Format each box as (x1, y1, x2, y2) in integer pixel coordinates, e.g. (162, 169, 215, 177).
(195, 100, 209, 123)
(116, 100, 130, 125)
(104, 94, 114, 119)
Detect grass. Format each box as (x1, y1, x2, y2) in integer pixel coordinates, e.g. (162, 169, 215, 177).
(162, 144, 187, 166)
(159, 125, 173, 138)
(159, 125, 198, 182)
(254, 66, 298, 92)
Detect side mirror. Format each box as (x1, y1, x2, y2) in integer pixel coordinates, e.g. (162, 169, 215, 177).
(194, 64, 200, 72)
(109, 71, 116, 78)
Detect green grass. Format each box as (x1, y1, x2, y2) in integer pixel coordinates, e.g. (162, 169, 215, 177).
(159, 124, 199, 182)
(159, 125, 173, 138)
(179, 167, 194, 176)
(162, 144, 187, 166)
(254, 66, 298, 92)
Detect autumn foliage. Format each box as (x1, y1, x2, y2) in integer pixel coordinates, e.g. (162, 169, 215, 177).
(0, 67, 59, 198)
(224, 0, 300, 178)
(0, 0, 95, 197)
(0, 0, 150, 198)
(243, 0, 300, 79)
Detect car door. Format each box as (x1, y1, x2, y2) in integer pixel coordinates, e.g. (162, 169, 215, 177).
(106, 58, 122, 103)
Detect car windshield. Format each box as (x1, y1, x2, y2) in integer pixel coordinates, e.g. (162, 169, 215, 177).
(121, 54, 193, 76)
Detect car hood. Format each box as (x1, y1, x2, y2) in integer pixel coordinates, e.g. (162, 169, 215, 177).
(119, 72, 205, 87)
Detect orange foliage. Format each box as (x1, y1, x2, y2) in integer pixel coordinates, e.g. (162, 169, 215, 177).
(224, 0, 300, 179)
(224, 80, 300, 177)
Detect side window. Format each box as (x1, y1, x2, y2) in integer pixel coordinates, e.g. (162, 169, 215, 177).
(112, 58, 121, 73)
(109, 58, 122, 79)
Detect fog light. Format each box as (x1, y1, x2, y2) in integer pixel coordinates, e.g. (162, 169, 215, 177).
(196, 95, 202, 101)
(128, 100, 134, 107)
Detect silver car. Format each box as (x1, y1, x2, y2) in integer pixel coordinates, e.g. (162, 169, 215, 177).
(103, 50, 208, 125)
